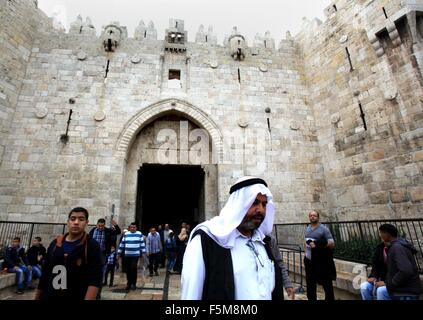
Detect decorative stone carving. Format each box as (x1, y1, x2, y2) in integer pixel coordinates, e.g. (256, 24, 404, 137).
(131, 54, 142, 64)
(209, 60, 219, 69)
(339, 35, 348, 43)
(228, 27, 247, 61)
(94, 110, 106, 122)
(77, 50, 87, 61)
(290, 121, 300, 130)
(35, 106, 48, 119)
(331, 114, 340, 124)
(259, 63, 268, 72)
(238, 119, 249, 128)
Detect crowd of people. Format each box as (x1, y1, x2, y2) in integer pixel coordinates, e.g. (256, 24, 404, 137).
(0, 210, 193, 299)
(0, 176, 421, 300)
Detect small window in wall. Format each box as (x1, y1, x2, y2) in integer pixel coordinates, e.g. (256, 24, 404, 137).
(169, 69, 181, 80)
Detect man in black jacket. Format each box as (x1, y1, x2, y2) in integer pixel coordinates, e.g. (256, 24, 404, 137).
(379, 224, 422, 300)
(360, 241, 390, 300)
(4, 237, 33, 294)
(89, 218, 121, 257)
(26, 237, 47, 280)
(35, 207, 103, 300)
(89, 218, 121, 299)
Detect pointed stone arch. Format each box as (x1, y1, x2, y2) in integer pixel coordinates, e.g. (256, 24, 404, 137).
(115, 98, 223, 162)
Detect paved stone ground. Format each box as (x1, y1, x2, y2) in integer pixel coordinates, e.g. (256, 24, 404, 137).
(0, 268, 325, 300)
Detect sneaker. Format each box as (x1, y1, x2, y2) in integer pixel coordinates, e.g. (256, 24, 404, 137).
(16, 289, 24, 294)
(125, 285, 130, 291)
(25, 285, 35, 290)
(149, 273, 154, 277)
(154, 271, 159, 276)
(131, 285, 136, 290)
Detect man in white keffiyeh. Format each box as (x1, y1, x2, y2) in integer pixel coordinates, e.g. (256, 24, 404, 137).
(181, 176, 283, 300)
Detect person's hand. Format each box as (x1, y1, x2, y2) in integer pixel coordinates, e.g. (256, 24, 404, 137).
(13, 266, 19, 272)
(27, 265, 32, 271)
(327, 242, 335, 249)
(310, 242, 316, 249)
(37, 255, 42, 262)
(111, 219, 117, 226)
(375, 281, 385, 288)
(367, 277, 375, 283)
(286, 287, 295, 300)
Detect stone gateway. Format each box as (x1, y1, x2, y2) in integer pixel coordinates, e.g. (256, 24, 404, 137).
(0, 0, 422, 228)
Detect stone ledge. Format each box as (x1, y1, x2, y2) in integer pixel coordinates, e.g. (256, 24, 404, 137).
(0, 272, 16, 290)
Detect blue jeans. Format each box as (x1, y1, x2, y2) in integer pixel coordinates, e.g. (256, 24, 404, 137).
(360, 281, 391, 300)
(8, 266, 32, 290)
(31, 265, 42, 279)
(166, 252, 176, 271)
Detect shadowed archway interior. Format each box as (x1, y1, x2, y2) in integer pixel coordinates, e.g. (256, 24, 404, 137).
(136, 164, 205, 234)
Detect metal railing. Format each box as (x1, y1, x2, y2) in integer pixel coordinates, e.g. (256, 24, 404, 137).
(0, 221, 95, 259)
(278, 243, 305, 293)
(274, 218, 423, 274)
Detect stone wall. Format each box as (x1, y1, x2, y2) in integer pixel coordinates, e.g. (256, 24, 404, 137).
(297, 0, 423, 220)
(0, 0, 421, 225)
(0, 0, 41, 165)
(0, 0, 324, 224)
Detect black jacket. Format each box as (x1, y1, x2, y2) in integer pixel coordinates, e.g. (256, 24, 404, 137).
(4, 246, 28, 269)
(37, 233, 103, 300)
(309, 238, 337, 283)
(27, 245, 47, 266)
(368, 242, 387, 281)
(89, 225, 121, 255)
(385, 238, 422, 296)
(193, 230, 284, 300)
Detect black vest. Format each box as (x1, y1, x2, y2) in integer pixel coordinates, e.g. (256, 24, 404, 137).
(192, 229, 284, 300)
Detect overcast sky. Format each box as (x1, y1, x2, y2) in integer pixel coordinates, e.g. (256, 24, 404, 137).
(38, 0, 331, 44)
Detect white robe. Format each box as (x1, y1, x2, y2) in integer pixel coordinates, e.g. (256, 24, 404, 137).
(181, 229, 275, 300)
(181, 176, 277, 300)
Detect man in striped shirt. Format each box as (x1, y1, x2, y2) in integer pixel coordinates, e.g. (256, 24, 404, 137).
(118, 222, 146, 290)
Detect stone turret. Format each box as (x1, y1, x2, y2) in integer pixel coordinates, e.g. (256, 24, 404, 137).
(165, 19, 187, 53)
(228, 26, 247, 61)
(101, 22, 127, 52)
(264, 31, 275, 51)
(146, 21, 157, 40)
(195, 25, 217, 45)
(134, 20, 146, 40)
(69, 15, 96, 36)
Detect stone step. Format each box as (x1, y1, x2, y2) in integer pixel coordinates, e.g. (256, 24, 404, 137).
(0, 273, 16, 290)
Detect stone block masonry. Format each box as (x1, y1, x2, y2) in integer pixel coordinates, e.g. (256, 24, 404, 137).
(0, 0, 421, 226)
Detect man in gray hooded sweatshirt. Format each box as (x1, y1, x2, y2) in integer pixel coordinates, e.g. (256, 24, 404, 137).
(379, 224, 422, 300)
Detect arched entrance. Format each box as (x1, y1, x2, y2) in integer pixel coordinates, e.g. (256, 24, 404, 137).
(115, 99, 222, 232)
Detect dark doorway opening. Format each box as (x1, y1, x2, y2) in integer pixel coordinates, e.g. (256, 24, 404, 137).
(136, 164, 205, 235)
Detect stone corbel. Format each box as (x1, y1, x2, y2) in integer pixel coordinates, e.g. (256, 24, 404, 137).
(368, 33, 385, 58)
(386, 21, 402, 47)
